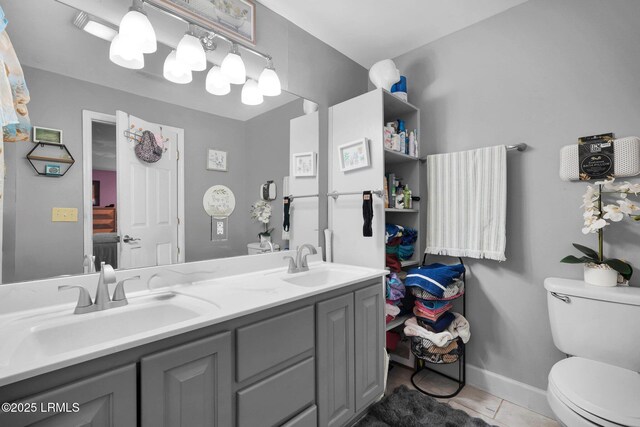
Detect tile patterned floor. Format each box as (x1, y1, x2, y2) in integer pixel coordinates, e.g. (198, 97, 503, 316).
(385, 364, 560, 427)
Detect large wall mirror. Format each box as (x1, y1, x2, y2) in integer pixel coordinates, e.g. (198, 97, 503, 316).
(1, 0, 320, 284)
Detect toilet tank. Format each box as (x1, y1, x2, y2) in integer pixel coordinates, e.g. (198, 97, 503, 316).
(545, 278, 640, 372)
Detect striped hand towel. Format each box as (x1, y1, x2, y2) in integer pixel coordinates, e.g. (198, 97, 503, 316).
(426, 145, 507, 261)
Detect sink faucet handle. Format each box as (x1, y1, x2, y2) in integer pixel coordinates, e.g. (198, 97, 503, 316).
(113, 275, 141, 302)
(283, 256, 298, 273)
(58, 285, 93, 310)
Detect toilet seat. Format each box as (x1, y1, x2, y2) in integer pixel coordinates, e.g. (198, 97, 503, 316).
(548, 357, 640, 427)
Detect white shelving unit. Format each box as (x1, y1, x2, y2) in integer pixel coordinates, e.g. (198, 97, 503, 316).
(328, 88, 424, 270)
(329, 89, 425, 368)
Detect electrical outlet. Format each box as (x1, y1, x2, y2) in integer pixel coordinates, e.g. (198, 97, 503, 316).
(52, 207, 78, 222)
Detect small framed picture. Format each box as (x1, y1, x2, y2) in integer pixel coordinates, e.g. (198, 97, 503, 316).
(207, 149, 228, 171)
(33, 126, 63, 144)
(338, 138, 370, 172)
(293, 152, 317, 177)
(45, 164, 62, 176)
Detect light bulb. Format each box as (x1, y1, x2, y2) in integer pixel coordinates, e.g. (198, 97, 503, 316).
(221, 44, 246, 84)
(118, 9, 156, 53)
(258, 64, 281, 96)
(163, 50, 192, 84)
(109, 33, 144, 69)
(241, 79, 263, 105)
(176, 32, 207, 71)
(206, 66, 231, 96)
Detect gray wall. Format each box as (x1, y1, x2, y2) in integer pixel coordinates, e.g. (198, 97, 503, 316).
(393, 0, 640, 390)
(245, 99, 304, 250)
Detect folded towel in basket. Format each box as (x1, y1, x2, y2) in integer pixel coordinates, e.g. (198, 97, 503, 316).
(404, 313, 470, 347)
(405, 263, 465, 298)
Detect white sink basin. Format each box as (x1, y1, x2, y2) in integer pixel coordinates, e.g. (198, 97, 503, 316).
(0, 292, 217, 367)
(282, 265, 364, 287)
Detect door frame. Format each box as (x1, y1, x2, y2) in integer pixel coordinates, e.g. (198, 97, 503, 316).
(82, 110, 186, 266)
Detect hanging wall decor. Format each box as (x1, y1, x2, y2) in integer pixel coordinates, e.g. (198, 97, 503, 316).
(293, 152, 317, 177)
(148, 0, 256, 45)
(338, 138, 370, 172)
(203, 184, 236, 241)
(207, 149, 228, 171)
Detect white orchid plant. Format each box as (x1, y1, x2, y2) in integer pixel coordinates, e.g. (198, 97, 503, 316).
(561, 178, 640, 281)
(250, 199, 274, 238)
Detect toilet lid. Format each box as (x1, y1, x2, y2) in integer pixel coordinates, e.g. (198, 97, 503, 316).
(549, 357, 640, 426)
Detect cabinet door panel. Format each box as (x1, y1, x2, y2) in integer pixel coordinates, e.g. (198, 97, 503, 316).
(355, 284, 385, 410)
(141, 332, 232, 427)
(316, 293, 355, 427)
(0, 364, 136, 427)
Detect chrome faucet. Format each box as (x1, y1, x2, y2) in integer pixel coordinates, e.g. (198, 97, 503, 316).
(283, 244, 318, 273)
(59, 262, 140, 314)
(260, 240, 275, 253)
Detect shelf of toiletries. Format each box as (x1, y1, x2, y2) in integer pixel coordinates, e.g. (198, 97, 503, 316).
(384, 148, 423, 164)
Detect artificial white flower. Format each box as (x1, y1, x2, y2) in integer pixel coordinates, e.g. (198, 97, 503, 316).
(602, 204, 624, 222)
(582, 216, 608, 234)
(581, 185, 599, 208)
(619, 198, 640, 215)
(593, 178, 619, 192)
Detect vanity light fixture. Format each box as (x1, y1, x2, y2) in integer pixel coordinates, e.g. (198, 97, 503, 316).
(241, 79, 264, 106)
(176, 25, 207, 72)
(73, 12, 117, 42)
(206, 65, 231, 96)
(110, 34, 144, 70)
(117, 0, 157, 54)
(163, 50, 193, 84)
(221, 44, 246, 85)
(258, 58, 281, 96)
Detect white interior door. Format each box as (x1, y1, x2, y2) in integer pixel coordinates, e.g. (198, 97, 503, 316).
(116, 111, 183, 269)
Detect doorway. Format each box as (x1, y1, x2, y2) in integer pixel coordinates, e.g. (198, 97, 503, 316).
(82, 110, 185, 272)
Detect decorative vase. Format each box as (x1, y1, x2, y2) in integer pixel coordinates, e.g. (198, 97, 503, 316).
(583, 263, 618, 287)
(260, 234, 271, 244)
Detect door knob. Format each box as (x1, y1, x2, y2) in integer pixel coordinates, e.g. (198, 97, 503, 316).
(122, 235, 141, 243)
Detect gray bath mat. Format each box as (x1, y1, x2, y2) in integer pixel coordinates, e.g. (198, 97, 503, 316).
(357, 385, 494, 427)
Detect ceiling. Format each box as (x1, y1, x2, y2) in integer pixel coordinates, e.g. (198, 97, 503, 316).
(258, 0, 529, 68)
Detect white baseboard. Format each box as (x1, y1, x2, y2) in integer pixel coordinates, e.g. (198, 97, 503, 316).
(466, 364, 555, 419)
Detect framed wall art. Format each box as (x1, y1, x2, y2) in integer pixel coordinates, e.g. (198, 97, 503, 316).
(338, 138, 370, 172)
(33, 126, 63, 144)
(207, 149, 228, 171)
(292, 152, 317, 177)
(148, 0, 256, 45)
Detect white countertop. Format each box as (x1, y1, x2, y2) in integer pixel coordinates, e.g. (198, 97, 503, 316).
(0, 261, 386, 387)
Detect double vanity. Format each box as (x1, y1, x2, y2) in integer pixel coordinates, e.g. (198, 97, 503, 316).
(0, 250, 387, 427)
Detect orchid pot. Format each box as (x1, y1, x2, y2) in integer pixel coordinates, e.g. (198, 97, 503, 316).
(583, 263, 619, 287)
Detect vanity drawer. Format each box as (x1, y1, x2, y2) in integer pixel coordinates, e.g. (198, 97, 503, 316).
(282, 405, 318, 427)
(236, 357, 315, 427)
(236, 306, 314, 381)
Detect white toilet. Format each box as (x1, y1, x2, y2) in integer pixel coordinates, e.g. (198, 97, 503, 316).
(545, 278, 640, 426)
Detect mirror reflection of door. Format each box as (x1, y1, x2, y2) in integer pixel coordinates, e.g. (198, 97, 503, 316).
(84, 110, 185, 272)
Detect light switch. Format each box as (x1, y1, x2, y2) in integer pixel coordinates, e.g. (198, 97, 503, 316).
(52, 207, 78, 222)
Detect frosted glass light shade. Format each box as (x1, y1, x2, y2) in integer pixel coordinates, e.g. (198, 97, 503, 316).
(258, 67, 281, 96)
(206, 66, 231, 96)
(109, 34, 144, 69)
(163, 50, 192, 84)
(118, 9, 156, 54)
(241, 79, 263, 105)
(176, 33, 207, 71)
(221, 49, 246, 84)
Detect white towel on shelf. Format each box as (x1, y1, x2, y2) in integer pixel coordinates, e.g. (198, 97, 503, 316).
(426, 145, 507, 261)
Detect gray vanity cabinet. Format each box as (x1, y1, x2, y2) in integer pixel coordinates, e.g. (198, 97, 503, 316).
(0, 364, 136, 427)
(354, 285, 385, 411)
(140, 332, 232, 427)
(317, 293, 356, 427)
(317, 283, 384, 427)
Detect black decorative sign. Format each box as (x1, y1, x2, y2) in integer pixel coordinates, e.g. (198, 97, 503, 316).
(578, 133, 615, 181)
